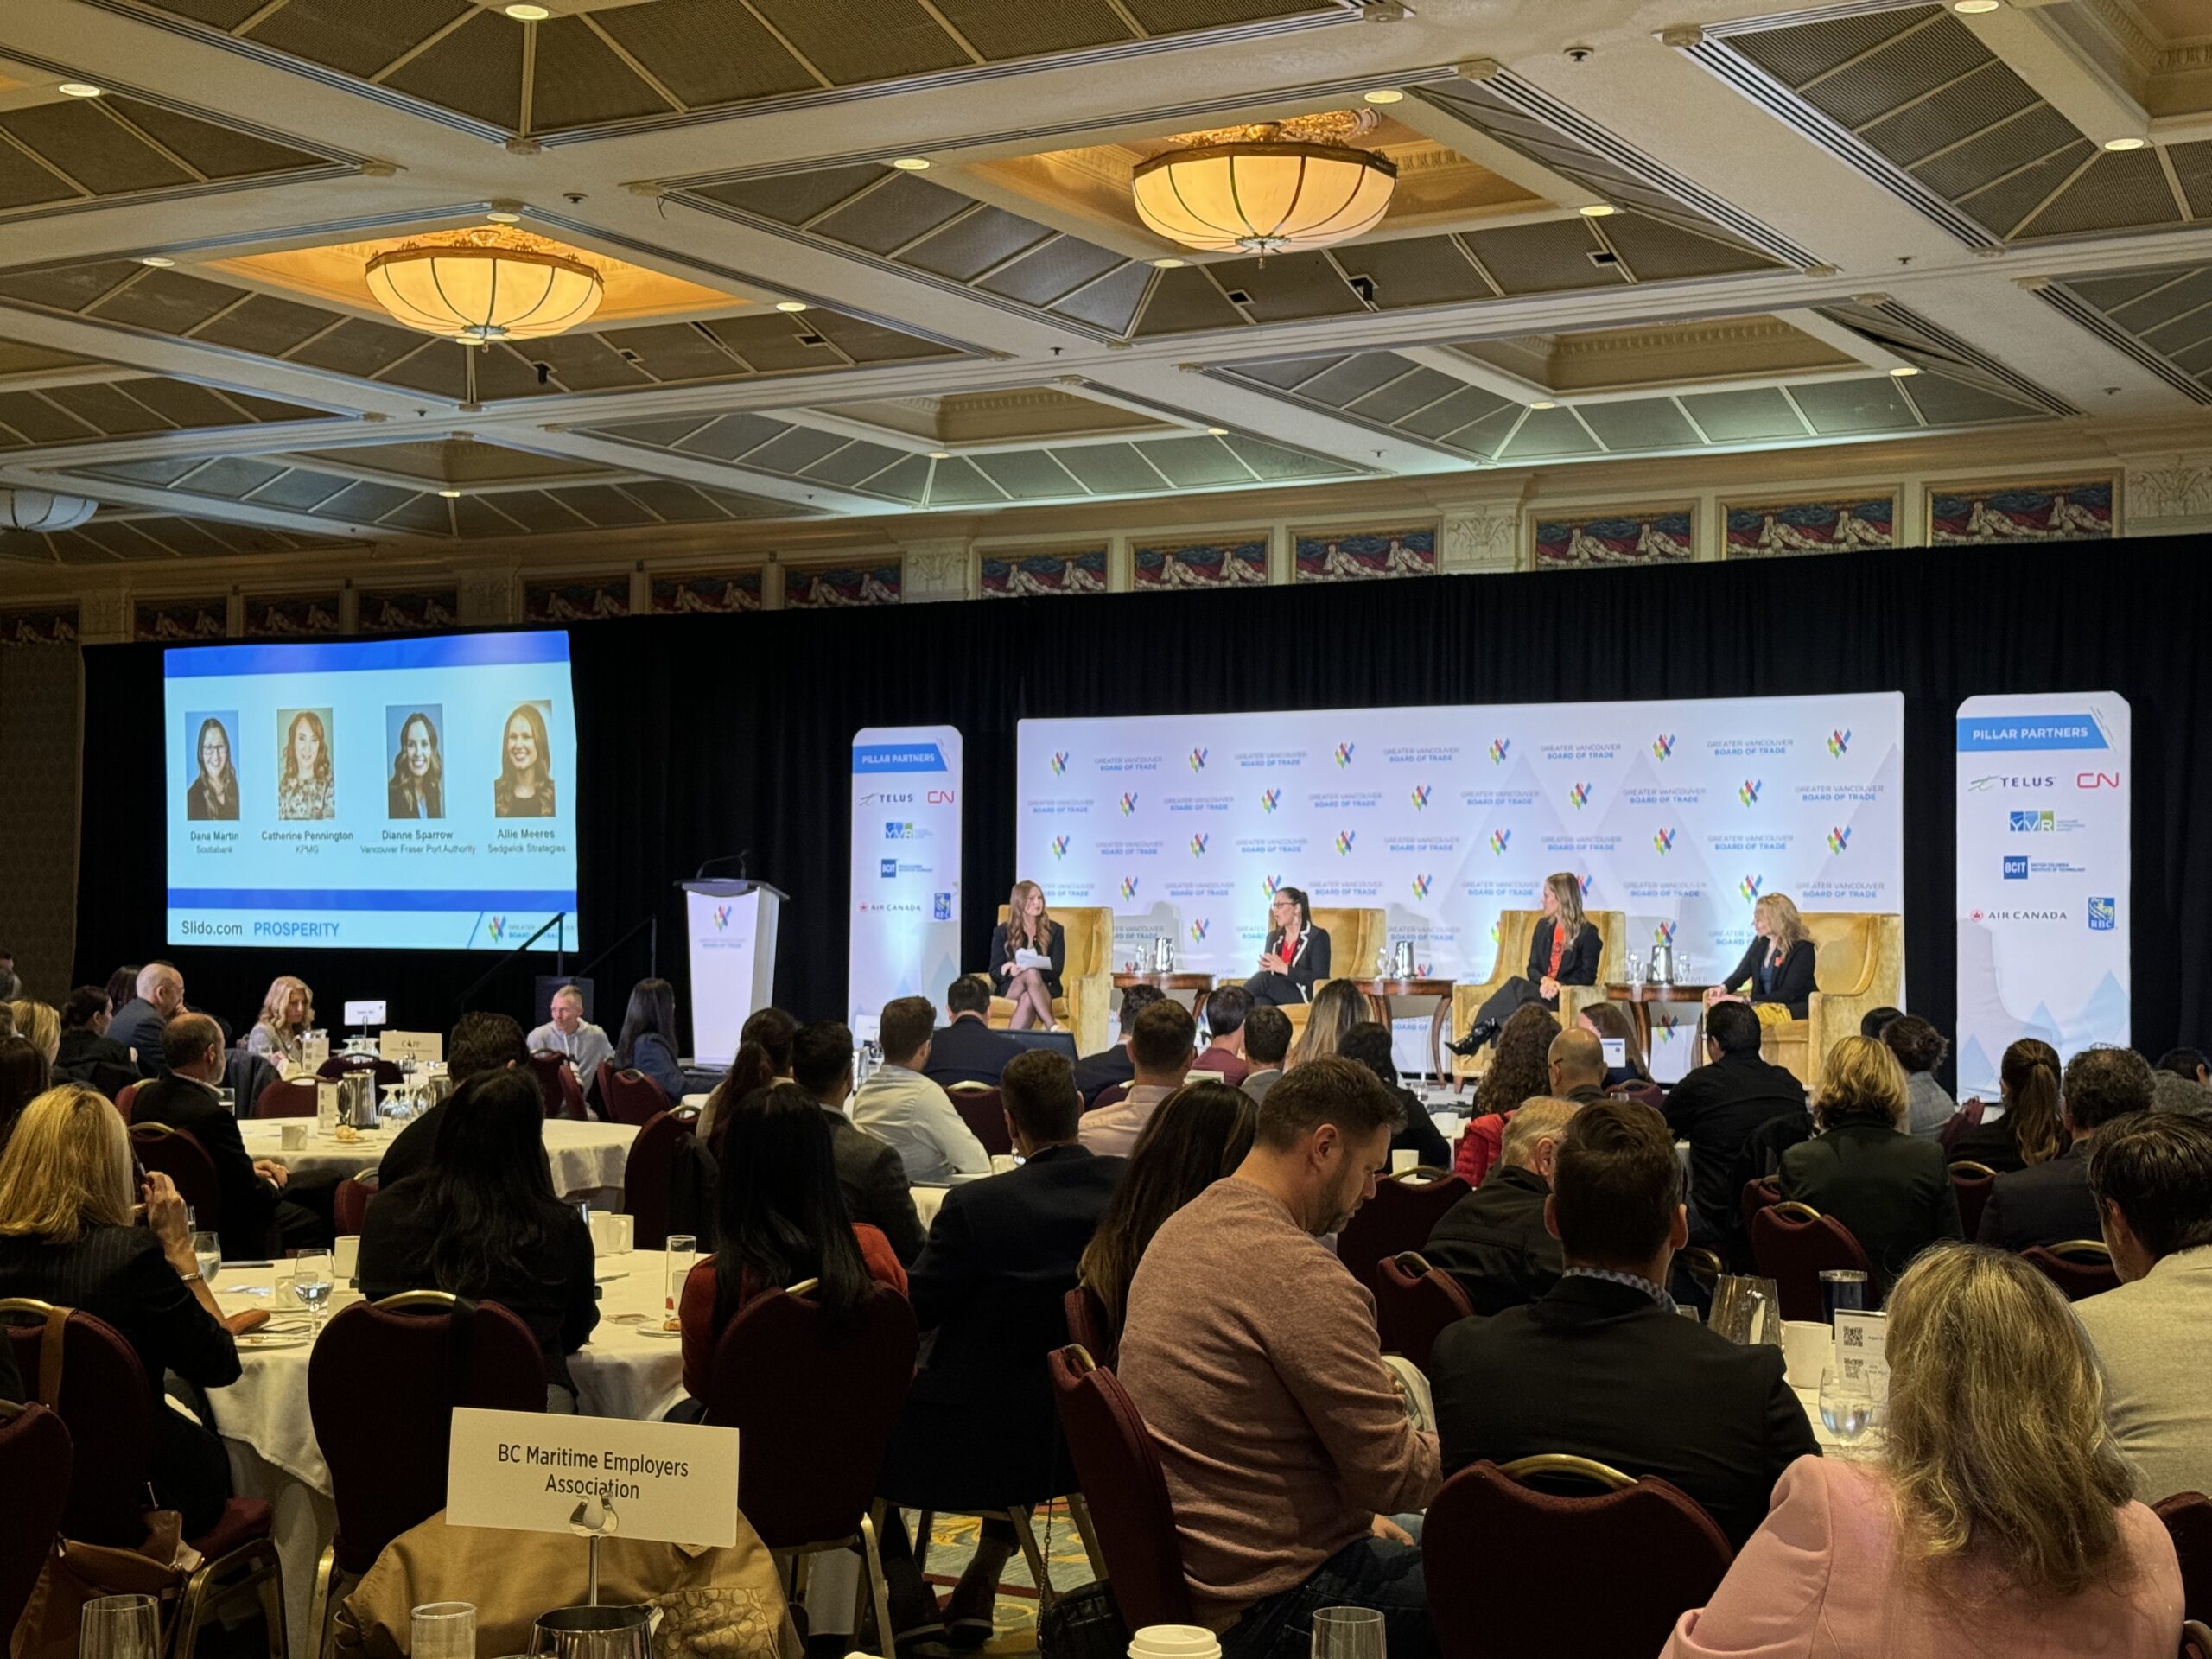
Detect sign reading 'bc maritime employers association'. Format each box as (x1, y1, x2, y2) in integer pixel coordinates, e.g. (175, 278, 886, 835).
(446, 1407, 739, 1547)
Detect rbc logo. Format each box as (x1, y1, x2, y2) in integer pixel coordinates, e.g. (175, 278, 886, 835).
(1409, 785, 1431, 810)
(1188, 748, 1207, 772)
(1653, 827, 1675, 855)
(1740, 874, 1764, 901)
(1260, 788, 1281, 814)
(2004, 856, 2028, 880)
(1827, 728, 1852, 758)
(1488, 738, 1510, 766)
(1117, 792, 1138, 816)
(1333, 742, 1355, 768)
(2088, 896, 2116, 931)
(1049, 752, 1069, 775)
(1050, 835, 1070, 859)
(1651, 734, 1674, 761)
(931, 893, 952, 921)
(1119, 876, 1140, 901)
(1827, 826, 1851, 854)
(1569, 782, 1592, 810)
(879, 859, 897, 879)
(1189, 834, 1209, 858)
(1488, 829, 1510, 855)
(1739, 779, 1763, 807)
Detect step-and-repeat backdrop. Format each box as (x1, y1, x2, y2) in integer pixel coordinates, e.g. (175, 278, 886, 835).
(1017, 694, 1904, 1077)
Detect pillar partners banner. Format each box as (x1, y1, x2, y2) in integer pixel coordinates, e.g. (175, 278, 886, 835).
(849, 727, 963, 1038)
(1955, 694, 2130, 1098)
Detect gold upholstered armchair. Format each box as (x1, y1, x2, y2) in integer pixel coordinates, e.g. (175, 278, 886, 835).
(972, 905, 1115, 1057)
(1758, 912, 1903, 1093)
(1450, 908, 1627, 1083)
(1266, 906, 1388, 1040)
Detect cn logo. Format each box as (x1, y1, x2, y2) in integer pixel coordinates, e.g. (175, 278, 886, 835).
(926, 790, 957, 804)
(2076, 772, 2121, 789)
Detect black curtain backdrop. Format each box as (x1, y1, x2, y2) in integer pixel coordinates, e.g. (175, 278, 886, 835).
(75, 534, 2212, 1070)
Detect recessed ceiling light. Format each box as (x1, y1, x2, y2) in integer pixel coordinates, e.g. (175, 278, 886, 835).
(2101, 136, 2149, 151)
(1888, 365, 1921, 378)
(438, 489, 462, 498)
(775, 300, 810, 312)
(892, 156, 931, 171)
(1529, 399, 1558, 410)
(485, 209, 522, 224)
(1577, 203, 1618, 218)
(1950, 0, 2001, 12)
(504, 4, 550, 19)
(1363, 88, 1405, 105)
(928, 450, 951, 460)
(139, 256, 175, 268)
(1153, 257, 1186, 269)
(1205, 426, 1229, 435)
(57, 82, 102, 98)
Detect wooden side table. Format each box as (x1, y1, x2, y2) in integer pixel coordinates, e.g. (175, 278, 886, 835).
(1604, 982, 1714, 1054)
(1110, 971, 1217, 1007)
(1346, 977, 1459, 1081)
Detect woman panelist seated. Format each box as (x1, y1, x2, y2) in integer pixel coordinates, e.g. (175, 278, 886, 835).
(1706, 892, 1818, 1021)
(1449, 872, 1599, 1058)
(1243, 886, 1329, 1007)
(988, 880, 1065, 1031)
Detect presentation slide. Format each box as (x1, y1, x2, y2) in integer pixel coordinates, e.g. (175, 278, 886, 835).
(166, 631, 579, 952)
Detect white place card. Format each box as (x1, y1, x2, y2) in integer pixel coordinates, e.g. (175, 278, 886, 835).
(378, 1029, 443, 1064)
(343, 1000, 388, 1026)
(1833, 1309, 1890, 1402)
(447, 1407, 740, 1547)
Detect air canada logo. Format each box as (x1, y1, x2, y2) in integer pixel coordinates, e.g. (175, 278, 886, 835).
(1260, 788, 1281, 814)
(1409, 785, 1431, 810)
(1654, 921, 1676, 946)
(1410, 874, 1433, 899)
(1651, 734, 1675, 761)
(1827, 826, 1851, 854)
(711, 904, 733, 931)
(1049, 752, 1070, 776)
(1488, 829, 1510, 855)
(1188, 918, 1210, 943)
(1488, 738, 1510, 766)
(1739, 779, 1763, 807)
(1188, 833, 1209, 858)
(1333, 742, 1356, 768)
(1050, 835, 1071, 859)
(1569, 782, 1592, 810)
(1119, 876, 1140, 901)
(1827, 728, 1852, 758)
(1188, 747, 1207, 772)
(1740, 874, 1764, 901)
(1653, 827, 1676, 855)
(1334, 830, 1357, 856)
(1261, 874, 1282, 898)
(1117, 792, 1138, 816)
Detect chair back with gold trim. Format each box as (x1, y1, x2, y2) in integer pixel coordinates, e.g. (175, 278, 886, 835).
(984, 904, 1114, 1056)
(1311, 906, 1386, 984)
(1452, 909, 1624, 1080)
(1756, 912, 1902, 1092)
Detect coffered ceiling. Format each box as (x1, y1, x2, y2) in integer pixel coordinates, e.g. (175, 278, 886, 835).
(4, 0, 2212, 574)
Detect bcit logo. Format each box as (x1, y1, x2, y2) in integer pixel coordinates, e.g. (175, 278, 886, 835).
(1118, 876, 1140, 901)
(1488, 829, 1511, 855)
(1117, 792, 1138, 816)
(879, 859, 898, 879)
(1188, 918, 1210, 943)
(1409, 785, 1431, 810)
(1334, 830, 1357, 856)
(1049, 752, 1070, 776)
(1262, 874, 1282, 898)
(1259, 788, 1281, 814)
(1651, 734, 1675, 761)
(1569, 782, 1592, 810)
(2089, 896, 2117, 931)
(1740, 874, 1764, 901)
(711, 904, 733, 931)
(1739, 779, 1762, 807)
(1050, 835, 1071, 859)
(1827, 826, 1851, 855)
(486, 916, 509, 941)
(1332, 742, 1356, 768)
(1654, 921, 1677, 946)
(1488, 738, 1510, 766)
(931, 893, 952, 921)
(1827, 728, 1852, 758)
(1410, 874, 1433, 899)
(1188, 747, 1207, 772)
(1653, 827, 1676, 855)
(2004, 856, 2029, 880)
(2010, 810, 2056, 832)
(1188, 833, 1209, 858)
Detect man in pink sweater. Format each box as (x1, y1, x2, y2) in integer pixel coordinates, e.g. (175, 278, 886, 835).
(1118, 1055, 1442, 1659)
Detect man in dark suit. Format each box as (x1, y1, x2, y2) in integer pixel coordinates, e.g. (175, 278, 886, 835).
(1422, 1096, 1581, 1314)
(131, 1014, 336, 1257)
(1546, 1028, 1612, 1106)
(111, 961, 187, 1077)
(1980, 1045, 2155, 1252)
(1428, 1099, 1817, 1548)
(377, 1011, 531, 1188)
(874, 1047, 1124, 1644)
(1664, 1000, 1808, 1242)
(793, 1018, 925, 1264)
(1072, 982, 1164, 1105)
(923, 976, 1025, 1089)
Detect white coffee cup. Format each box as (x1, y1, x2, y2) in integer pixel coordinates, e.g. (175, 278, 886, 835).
(1390, 1148, 1419, 1174)
(588, 1211, 634, 1255)
(280, 1123, 308, 1151)
(1782, 1319, 1832, 1390)
(1128, 1627, 1222, 1659)
(334, 1236, 360, 1280)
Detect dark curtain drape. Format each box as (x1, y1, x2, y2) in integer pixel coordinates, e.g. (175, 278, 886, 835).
(75, 534, 2212, 1066)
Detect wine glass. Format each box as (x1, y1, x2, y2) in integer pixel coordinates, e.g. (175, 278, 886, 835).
(1818, 1365, 1873, 1442)
(80, 1595, 159, 1659)
(191, 1230, 221, 1287)
(1312, 1606, 1386, 1659)
(290, 1249, 334, 1331)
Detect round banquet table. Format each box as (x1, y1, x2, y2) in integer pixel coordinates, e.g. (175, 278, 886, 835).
(238, 1116, 639, 1202)
(204, 1248, 686, 1655)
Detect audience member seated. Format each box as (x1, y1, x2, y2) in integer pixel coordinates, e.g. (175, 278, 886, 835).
(612, 976, 685, 1103)
(1079, 1082, 1254, 1350)
(851, 996, 990, 1186)
(1980, 1046, 2154, 1253)
(103, 964, 140, 1019)
(1662, 1244, 2183, 1658)
(1421, 1096, 1581, 1315)
(1664, 1001, 1807, 1242)
(0, 1085, 247, 1535)
(53, 986, 135, 1093)
(1578, 1001, 1652, 1090)
(2157, 1046, 2209, 1088)
(701, 1006, 798, 1153)
(1545, 1027, 1611, 1106)
(1878, 1014, 1955, 1140)
(0, 1036, 48, 1150)
(875, 1050, 1124, 1644)
(1072, 983, 1163, 1106)
(923, 976, 1024, 1089)
(2148, 1049, 2212, 1122)
(111, 962, 186, 1077)
(132, 1014, 335, 1257)
(1430, 1100, 1816, 1548)
(357, 1070, 596, 1408)
(791, 1020, 924, 1264)
(0, 947, 15, 1004)
(1078, 998, 1195, 1157)
(1191, 987, 1254, 1086)
(1858, 1005, 1903, 1039)
(378, 1011, 532, 1189)
(527, 983, 613, 1087)
(1338, 1022, 1451, 1167)
(245, 975, 315, 1068)
(1469, 1003, 1560, 1128)
(1239, 1006, 1291, 1105)
(1781, 1036, 1959, 1300)
(1284, 979, 1363, 1070)
(8, 1001, 57, 1071)
(2077, 1112, 2212, 1503)
(677, 1082, 907, 1406)
(1945, 1037, 2063, 1173)
(1119, 1058, 1439, 1659)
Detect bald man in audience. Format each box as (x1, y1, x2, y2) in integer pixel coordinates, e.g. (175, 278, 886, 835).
(1546, 1027, 1611, 1106)
(111, 962, 186, 1077)
(1421, 1096, 1583, 1315)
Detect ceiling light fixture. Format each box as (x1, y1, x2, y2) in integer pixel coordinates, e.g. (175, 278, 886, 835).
(504, 4, 550, 19)
(2101, 136, 2149, 151)
(1888, 365, 1920, 377)
(485, 210, 523, 225)
(927, 450, 951, 460)
(1205, 426, 1229, 435)
(1153, 257, 1187, 269)
(139, 256, 175, 268)
(57, 82, 102, 98)
(1529, 399, 1558, 410)
(1577, 203, 1618, 218)
(1363, 88, 1404, 105)
(775, 300, 810, 312)
(0, 487, 97, 532)
(1950, 0, 2001, 12)
(365, 230, 603, 342)
(438, 489, 462, 498)
(891, 156, 931, 171)
(1132, 116, 1397, 257)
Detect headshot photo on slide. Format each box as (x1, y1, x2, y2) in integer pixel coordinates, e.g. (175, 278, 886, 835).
(387, 705, 445, 819)
(495, 700, 556, 818)
(276, 706, 335, 820)
(185, 711, 239, 821)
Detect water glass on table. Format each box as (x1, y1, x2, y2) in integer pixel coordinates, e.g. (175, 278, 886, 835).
(663, 1234, 697, 1332)
(413, 1601, 476, 1659)
(1819, 1268, 1868, 1323)
(1312, 1606, 1386, 1659)
(80, 1595, 159, 1659)
(191, 1230, 221, 1287)
(1818, 1365, 1874, 1443)
(290, 1249, 334, 1330)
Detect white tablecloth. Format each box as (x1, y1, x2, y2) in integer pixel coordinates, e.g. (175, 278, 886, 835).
(238, 1116, 639, 1199)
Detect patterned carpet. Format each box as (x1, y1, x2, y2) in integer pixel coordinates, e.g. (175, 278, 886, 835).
(907, 1503, 1100, 1656)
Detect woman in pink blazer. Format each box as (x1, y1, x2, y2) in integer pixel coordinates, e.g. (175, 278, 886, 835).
(1663, 1243, 2182, 1659)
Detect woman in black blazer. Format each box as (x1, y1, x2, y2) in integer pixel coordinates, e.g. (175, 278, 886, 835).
(989, 880, 1065, 1030)
(1244, 886, 1331, 1007)
(1450, 872, 1600, 1055)
(1707, 892, 1818, 1019)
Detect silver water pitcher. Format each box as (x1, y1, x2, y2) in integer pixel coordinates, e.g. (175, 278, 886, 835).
(1648, 940, 1675, 983)
(340, 1071, 378, 1129)
(1153, 934, 1173, 973)
(1392, 940, 1415, 978)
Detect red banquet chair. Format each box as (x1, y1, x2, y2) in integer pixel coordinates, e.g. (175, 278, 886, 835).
(2157, 1491, 2212, 1627)
(0, 1300, 285, 1659)
(334, 1172, 378, 1237)
(318, 1053, 402, 1088)
(948, 1084, 1012, 1157)
(528, 1051, 589, 1120)
(624, 1105, 700, 1251)
(1064, 1282, 1115, 1370)
(255, 1077, 319, 1118)
(0, 1399, 72, 1649)
(1426, 1458, 1732, 1659)
(1948, 1161, 1998, 1242)
(1048, 1344, 1195, 1631)
(595, 1060, 670, 1128)
(129, 1122, 224, 1236)
(2023, 1239, 2121, 1302)
(1373, 1250, 1474, 1370)
(1750, 1200, 1872, 1321)
(700, 1284, 918, 1646)
(1089, 1082, 1132, 1115)
(1335, 1171, 1469, 1303)
(113, 1080, 142, 1119)
(1740, 1175, 1783, 1241)
(306, 1291, 544, 1657)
